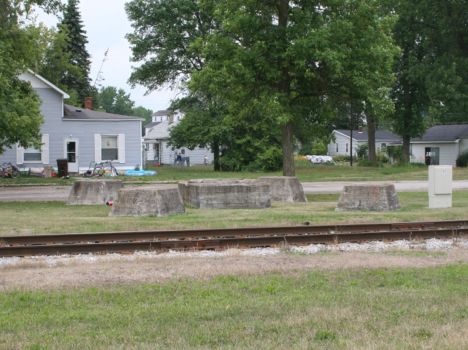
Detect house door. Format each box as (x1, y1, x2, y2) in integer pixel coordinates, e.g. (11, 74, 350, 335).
(424, 147, 440, 165)
(65, 139, 79, 172)
(153, 143, 160, 163)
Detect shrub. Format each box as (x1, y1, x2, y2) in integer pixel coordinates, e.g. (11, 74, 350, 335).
(356, 144, 368, 160)
(456, 151, 468, 167)
(386, 145, 403, 164)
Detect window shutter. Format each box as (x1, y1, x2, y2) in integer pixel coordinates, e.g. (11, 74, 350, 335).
(118, 134, 126, 164)
(94, 134, 102, 162)
(41, 134, 49, 164)
(16, 145, 24, 164)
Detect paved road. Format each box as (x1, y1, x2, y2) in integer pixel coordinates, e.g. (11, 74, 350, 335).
(1, 180, 468, 201)
(302, 180, 468, 194)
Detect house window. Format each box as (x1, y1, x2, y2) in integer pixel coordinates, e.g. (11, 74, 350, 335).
(24, 147, 41, 162)
(346, 143, 348, 153)
(381, 143, 387, 150)
(336, 144, 339, 152)
(101, 135, 118, 161)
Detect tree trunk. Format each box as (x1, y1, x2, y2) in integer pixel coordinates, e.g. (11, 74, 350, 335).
(212, 140, 220, 171)
(402, 135, 410, 163)
(366, 114, 376, 162)
(277, 0, 295, 176)
(282, 121, 295, 176)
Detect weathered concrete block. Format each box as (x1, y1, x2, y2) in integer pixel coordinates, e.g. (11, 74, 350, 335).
(336, 184, 400, 211)
(184, 179, 271, 209)
(111, 185, 184, 217)
(67, 179, 123, 205)
(258, 176, 307, 202)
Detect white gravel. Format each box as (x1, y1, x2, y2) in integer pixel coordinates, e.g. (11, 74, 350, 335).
(1, 238, 467, 268)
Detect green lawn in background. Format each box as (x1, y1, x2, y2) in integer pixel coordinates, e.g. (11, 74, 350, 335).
(2, 162, 468, 186)
(2, 191, 468, 236)
(1, 265, 467, 349)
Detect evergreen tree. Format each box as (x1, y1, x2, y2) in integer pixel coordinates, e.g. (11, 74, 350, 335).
(59, 0, 91, 105)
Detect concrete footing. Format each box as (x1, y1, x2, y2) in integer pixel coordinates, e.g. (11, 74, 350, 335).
(181, 179, 271, 209)
(336, 184, 400, 211)
(258, 176, 307, 202)
(111, 185, 184, 217)
(67, 179, 123, 205)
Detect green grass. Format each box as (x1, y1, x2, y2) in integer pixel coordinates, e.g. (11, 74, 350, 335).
(2, 162, 468, 186)
(1, 265, 467, 349)
(2, 191, 468, 236)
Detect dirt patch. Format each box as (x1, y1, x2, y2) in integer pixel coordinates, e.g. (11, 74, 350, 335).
(1, 248, 467, 291)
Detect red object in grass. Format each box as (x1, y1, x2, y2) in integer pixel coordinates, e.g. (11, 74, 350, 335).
(106, 200, 113, 206)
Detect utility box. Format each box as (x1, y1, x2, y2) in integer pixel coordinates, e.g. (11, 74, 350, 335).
(428, 165, 452, 208)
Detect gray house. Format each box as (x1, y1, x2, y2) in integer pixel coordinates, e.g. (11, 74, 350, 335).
(0, 71, 143, 173)
(410, 124, 468, 166)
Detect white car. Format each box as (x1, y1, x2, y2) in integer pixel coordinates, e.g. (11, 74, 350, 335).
(306, 155, 334, 164)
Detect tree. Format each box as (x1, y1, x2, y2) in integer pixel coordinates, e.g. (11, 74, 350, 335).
(389, 0, 468, 162)
(97, 86, 135, 116)
(190, 0, 398, 173)
(58, 0, 91, 105)
(0, 0, 60, 153)
(127, 0, 230, 169)
(390, 0, 429, 162)
(132, 106, 153, 125)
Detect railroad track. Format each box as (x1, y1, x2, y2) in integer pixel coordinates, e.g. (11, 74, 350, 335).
(1, 220, 467, 257)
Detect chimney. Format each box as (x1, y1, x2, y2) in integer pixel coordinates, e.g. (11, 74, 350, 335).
(84, 97, 93, 110)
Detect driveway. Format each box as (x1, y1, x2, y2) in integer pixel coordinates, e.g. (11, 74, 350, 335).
(1, 180, 468, 201)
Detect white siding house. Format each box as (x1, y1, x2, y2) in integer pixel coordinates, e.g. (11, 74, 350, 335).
(328, 129, 402, 157)
(410, 124, 468, 166)
(143, 110, 213, 166)
(0, 71, 143, 173)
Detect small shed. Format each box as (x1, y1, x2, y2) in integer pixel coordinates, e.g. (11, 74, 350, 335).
(410, 124, 468, 166)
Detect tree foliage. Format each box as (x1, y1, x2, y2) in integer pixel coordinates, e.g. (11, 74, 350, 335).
(0, 0, 60, 153)
(58, 0, 91, 105)
(390, 0, 468, 162)
(127, 0, 397, 175)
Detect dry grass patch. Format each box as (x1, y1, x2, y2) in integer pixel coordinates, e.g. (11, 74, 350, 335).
(0, 264, 467, 349)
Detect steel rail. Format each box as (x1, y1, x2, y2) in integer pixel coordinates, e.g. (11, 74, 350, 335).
(0, 225, 466, 257)
(1, 219, 468, 247)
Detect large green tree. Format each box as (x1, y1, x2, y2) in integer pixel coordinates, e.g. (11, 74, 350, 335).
(390, 0, 468, 162)
(58, 0, 91, 105)
(126, 0, 231, 170)
(0, 0, 60, 153)
(190, 0, 397, 173)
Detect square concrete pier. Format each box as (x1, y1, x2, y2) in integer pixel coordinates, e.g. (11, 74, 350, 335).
(180, 179, 271, 209)
(336, 184, 400, 211)
(67, 179, 123, 205)
(111, 185, 185, 217)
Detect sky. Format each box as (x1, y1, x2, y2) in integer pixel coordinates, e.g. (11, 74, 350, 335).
(35, 0, 178, 112)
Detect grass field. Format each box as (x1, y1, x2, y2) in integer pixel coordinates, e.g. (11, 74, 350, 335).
(2, 191, 468, 236)
(1, 265, 467, 349)
(2, 162, 468, 186)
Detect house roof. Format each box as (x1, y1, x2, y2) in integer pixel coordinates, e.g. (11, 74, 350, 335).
(412, 124, 468, 142)
(64, 105, 143, 121)
(335, 129, 402, 142)
(153, 110, 170, 117)
(145, 121, 161, 128)
(20, 70, 70, 98)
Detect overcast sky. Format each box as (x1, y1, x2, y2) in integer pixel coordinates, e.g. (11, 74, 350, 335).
(35, 0, 178, 112)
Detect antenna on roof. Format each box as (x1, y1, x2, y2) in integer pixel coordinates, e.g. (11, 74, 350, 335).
(93, 48, 109, 88)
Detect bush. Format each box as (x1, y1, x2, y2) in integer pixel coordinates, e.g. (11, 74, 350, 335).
(333, 155, 357, 163)
(456, 151, 468, 167)
(356, 144, 368, 160)
(386, 145, 404, 164)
